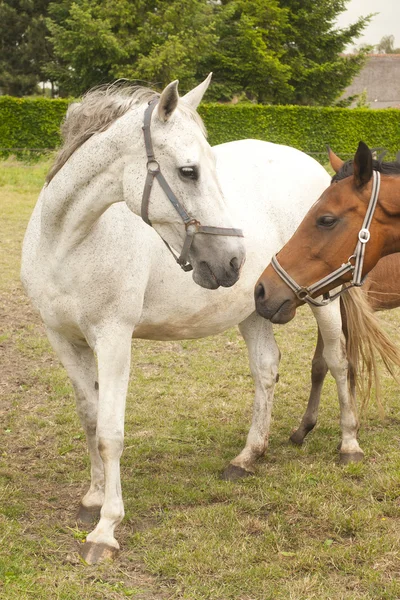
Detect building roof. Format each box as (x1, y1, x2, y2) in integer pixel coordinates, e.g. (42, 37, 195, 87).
(341, 54, 400, 108)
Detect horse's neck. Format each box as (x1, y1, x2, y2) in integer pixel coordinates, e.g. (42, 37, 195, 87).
(40, 112, 142, 255)
(378, 179, 400, 256)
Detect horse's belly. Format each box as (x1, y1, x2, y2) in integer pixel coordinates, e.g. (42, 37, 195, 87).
(133, 295, 252, 340)
(133, 245, 266, 341)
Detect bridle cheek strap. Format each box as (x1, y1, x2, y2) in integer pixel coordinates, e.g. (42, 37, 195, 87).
(271, 170, 381, 307)
(141, 98, 243, 272)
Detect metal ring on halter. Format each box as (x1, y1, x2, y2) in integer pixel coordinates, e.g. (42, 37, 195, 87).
(358, 228, 370, 243)
(147, 160, 160, 174)
(296, 288, 309, 300)
(185, 220, 200, 234)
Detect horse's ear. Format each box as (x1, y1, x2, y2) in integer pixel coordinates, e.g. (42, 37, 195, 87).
(327, 145, 344, 173)
(353, 141, 373, 188)
(158, 80, 179, 122)
(181, 73, 212, 110)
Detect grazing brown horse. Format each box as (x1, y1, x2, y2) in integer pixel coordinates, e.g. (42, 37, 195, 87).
(254, 142, 400, 449)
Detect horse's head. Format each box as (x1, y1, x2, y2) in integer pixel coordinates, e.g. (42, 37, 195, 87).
(123, 75, 245, 289)
(255, 141, 400, 323)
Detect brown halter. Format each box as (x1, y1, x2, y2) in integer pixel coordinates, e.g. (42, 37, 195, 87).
(141, 98, 244, 272)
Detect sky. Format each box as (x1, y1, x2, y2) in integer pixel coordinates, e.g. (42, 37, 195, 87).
(336, 0, 400, 50)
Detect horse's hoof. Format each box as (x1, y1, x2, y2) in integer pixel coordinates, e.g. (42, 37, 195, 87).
(79, 541, 119, 565)
(289, 430, 305, 446)
(77, 504, 101, 526)
(221, 464, 254, 481)
(339, 451, 364, 465)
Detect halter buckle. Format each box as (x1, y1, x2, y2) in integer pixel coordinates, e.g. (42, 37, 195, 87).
(358, 228, 370, 244)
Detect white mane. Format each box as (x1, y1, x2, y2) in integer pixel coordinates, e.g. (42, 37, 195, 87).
(47, 83, 206, 183)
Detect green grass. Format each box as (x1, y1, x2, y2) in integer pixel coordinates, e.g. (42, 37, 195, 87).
(1, 158, 400, 599)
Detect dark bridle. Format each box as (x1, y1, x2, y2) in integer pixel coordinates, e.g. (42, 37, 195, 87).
(141, 98, 243, 272)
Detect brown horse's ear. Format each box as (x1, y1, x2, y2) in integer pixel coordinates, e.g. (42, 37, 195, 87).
(353, 141, 373, 188)
(326, 146, 344, 173)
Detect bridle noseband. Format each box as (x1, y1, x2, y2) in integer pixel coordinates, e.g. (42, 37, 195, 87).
(141, 97, 243, 272)
(271, 170, 381, 307)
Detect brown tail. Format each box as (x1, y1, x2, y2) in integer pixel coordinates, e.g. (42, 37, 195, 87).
(341, 287, 400, 417)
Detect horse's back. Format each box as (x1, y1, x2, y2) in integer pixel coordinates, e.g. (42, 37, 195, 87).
(213, 139, 330, 241)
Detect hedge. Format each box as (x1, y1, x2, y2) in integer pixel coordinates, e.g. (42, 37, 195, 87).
(0, 96, 69, 157)
(199, 104, 400, 160)
(1, 96, 400, 161)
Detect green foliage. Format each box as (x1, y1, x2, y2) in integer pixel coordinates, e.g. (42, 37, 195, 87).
(2, 96, 400, 162)
(46, 0, 218, 96)
(0, 96, 68, 157)
(200, 104, 400, 159)
(121, 0, 218, 92)
(0, 0, 53, 96)
(1, 0, 372, 105)
(43, 0, 371, 104)
(207, 0, 372, 105)
(204, 0, 292, 103)
(278, 0, 373, 105)
(355, 89, 370, 109)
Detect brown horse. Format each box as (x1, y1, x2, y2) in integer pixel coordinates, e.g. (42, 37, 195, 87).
(255, 141, 400, 325)
(292, 252, 400, 446)
(255, 142, 400, 451)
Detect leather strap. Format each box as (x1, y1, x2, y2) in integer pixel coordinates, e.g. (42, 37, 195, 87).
(141, 98, 243, 271)
(271, 170, 381, 307)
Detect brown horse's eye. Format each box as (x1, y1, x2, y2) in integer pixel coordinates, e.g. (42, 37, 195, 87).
(317, 215, 338, 229)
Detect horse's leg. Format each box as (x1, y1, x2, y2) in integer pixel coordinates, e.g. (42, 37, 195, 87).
(44, 328, 104, 524)
(310, 300, 364, 464)
(79, 326, 133, 564)
(290, 327, 328, 445)
(222, 311, 280, 481)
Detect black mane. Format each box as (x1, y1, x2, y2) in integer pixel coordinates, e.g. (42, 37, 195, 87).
(332, 151, 400, 183)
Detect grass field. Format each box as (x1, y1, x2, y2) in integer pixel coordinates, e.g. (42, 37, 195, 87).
(1, 158, 400, 599)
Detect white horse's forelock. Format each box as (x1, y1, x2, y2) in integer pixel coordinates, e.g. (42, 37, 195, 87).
(47, 83, 206, 184)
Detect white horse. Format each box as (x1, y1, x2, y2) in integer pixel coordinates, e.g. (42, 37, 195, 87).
(21, 75, 358, 564)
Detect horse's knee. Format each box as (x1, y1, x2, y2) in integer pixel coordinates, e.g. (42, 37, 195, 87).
(98, 436, 124, 461)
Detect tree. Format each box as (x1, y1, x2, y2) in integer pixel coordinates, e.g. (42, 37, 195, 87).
(0, 0, 54, 96)
(45, 0, 218, 96)
(277, 0, 372, 105)
(376, 35, 400, 54)
(3, 0, 371, 104)
(202, 0, 292, 103)
(202, 0, 372, 105)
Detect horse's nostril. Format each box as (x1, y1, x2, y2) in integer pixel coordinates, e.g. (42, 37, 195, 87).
(230, 256, 240, 272)
(255, 282, 265, 301)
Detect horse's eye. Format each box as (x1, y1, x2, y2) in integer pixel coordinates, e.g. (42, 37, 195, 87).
(317, 215, 338, 228)
(179, 166, 198, 180)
